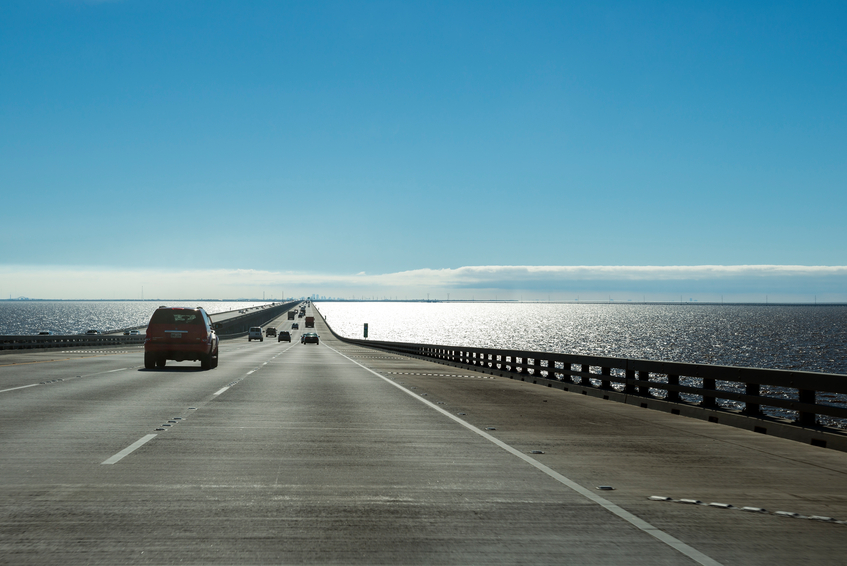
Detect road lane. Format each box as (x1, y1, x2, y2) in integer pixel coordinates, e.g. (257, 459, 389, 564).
(0, 339, 294, 482)
(3, 304, 845, 564)
(0, 326, 698, 564)
(320, 327, 847, 566)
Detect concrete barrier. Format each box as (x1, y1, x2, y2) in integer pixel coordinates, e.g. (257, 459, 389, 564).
(214, 301, 301, 338)
(0, 334, 146, 350)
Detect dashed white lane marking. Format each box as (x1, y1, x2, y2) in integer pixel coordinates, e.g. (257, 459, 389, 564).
(105, 368, 127, 373)
(0, 383, 39, 394)
(326, 344, 724, 566)
(60, 350, 137, 354)
(211, 342, 295, 399)
(101, 434, 157, 465)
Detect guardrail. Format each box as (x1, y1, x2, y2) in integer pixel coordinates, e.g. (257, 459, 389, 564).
(0, 334, 146, 350)
(316, 309, 847, 449)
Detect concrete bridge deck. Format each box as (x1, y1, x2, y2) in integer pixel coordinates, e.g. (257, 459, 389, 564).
(0, 305, 845, 564)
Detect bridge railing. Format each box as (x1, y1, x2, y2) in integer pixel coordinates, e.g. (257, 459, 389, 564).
(0, 334, 146, 350)
(318, 315, 847, 432)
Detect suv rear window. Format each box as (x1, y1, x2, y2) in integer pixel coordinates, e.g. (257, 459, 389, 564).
(150, 310, 204, 325)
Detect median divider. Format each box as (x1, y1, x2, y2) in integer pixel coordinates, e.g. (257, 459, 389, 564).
(214, 301, 301, 339)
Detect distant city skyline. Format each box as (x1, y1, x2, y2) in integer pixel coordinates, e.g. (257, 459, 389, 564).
(2, 2, 845, 300)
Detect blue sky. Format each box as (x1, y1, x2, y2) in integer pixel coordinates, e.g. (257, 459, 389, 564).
(1, 1, 845, 300)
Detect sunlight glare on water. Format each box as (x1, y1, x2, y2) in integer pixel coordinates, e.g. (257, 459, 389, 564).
(316, 302, 847, 375)
(0, 301, 272, 335)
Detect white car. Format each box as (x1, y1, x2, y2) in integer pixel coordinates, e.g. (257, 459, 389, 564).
(248, 327, 263, 342)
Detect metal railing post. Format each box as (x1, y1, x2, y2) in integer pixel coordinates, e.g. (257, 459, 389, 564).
(638, 370, 651, 396)
(797, 389, 817, 426)
(667, 375, 680, 402)
(624, 369, 636, 394)
(702, 378, 717, 408)
(601, 367, 611, 390)
(744, 382, 761, 416)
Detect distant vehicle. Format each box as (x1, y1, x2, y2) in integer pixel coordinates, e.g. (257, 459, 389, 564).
(266, 327, 277, 337)
(38, 331, 53, 336)
(288, 310, 296, 320)
(278, 331, 291, 342)
(291, 323, 299, 330)
(248, 327, 264, 342)
(305, 316, 315, 328)
(301, 332, 319, 345)
(129, 330, 140, 335)
(143, 306, 219, 370)
(85, 329, 100, 335)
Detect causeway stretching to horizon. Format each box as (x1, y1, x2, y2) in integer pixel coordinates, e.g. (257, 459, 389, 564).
(1, 302, 845, 565)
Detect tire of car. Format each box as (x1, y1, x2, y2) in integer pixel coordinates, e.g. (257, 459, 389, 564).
(260, 338, 263, 342)
(155, 357, 166, 368)
(144, 352, 155, 369)
(211, 347, 219, 368)
(201, 353, 211, 370)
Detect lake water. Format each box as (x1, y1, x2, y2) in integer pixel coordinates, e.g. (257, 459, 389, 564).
(0, 301, 271, 335)
(316, 302, 847, 375)
(3, 300, 844, 375)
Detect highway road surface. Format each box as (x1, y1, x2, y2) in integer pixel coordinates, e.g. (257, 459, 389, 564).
(1, 307, 846, 565)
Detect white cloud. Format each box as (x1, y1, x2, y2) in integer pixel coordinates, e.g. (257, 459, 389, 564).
(1, 264, 845, 301)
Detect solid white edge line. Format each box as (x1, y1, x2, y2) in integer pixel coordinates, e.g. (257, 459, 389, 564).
(213, 386, 230, 396)
(101, 434, 157, 465)
(325, 344, 724, 566)
(0, 383, 39, 393)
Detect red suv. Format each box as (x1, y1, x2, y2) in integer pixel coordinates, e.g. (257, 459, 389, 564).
(144, 307, 219, 370)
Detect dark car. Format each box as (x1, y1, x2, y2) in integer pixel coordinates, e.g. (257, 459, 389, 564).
(266, 327, 277, 337)
(278, 330, 291, 342)
(301, 332, 319, 345)
(144, 306, 219, 370)
(291, 323, 299, 330)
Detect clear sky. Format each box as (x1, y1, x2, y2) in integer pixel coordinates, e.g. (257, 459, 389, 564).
(1, 1, 845, 301)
